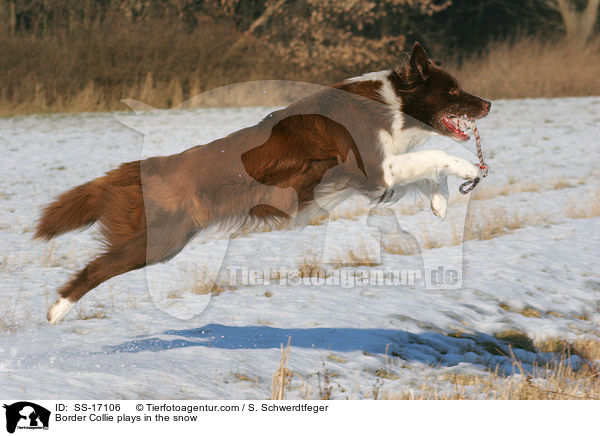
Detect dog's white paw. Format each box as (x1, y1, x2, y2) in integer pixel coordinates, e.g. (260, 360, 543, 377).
(47, 298, 75, 324)
(447, 158, 480, 180)
(430, 192, 448, 220)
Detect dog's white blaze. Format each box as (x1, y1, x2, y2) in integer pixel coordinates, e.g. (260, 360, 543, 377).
(347, 71, 434, 158)
(346, 71, 402, 134)
(47, 298, 75, 324)
(379, 75, 436, 157)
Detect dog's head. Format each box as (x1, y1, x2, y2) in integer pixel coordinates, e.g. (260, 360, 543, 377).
(392, 42, 491, 142)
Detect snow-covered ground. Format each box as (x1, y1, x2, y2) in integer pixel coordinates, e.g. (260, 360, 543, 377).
(0, 96, 599, 399)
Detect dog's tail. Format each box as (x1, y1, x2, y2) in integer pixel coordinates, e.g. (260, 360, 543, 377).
(34, 179, 104, 240)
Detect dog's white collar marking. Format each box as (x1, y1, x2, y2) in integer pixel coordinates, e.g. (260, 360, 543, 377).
(378, 74, 433, 158)
(48, 298, 75, 324)
(347, 70, 433, 157)
(344, 70, 392, 84)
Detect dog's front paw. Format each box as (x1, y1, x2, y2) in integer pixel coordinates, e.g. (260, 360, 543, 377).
(447, 158, 480, 180)
(430, 192, 448, 220)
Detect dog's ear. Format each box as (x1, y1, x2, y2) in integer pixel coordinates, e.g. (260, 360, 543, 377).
(410, 42, 430, 81)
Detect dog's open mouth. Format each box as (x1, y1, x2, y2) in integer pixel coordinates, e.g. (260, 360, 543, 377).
(442, 115, 472, 141)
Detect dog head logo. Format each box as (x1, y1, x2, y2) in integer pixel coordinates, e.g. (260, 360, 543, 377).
(3, 402, 50, 434)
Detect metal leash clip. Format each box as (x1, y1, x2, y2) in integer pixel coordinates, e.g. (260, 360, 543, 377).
(459, 176, 481, 194)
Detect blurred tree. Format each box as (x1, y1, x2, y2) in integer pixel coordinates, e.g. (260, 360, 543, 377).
(221, 0, 453, 76)
(2, 0, 597, 54)
(545, 0, 599, 45)
(428, 0, 564, 57)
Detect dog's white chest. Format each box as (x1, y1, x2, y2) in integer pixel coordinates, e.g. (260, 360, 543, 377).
(378, 126, 432, 160)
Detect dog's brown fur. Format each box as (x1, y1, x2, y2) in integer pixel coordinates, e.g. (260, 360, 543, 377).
(36, 42, 491, 322)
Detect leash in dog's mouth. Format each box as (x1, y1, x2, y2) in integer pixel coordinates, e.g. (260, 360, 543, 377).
(456, 116, 489, 195)
(443, 115, 471, 141)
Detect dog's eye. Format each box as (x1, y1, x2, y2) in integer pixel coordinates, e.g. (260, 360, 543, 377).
(448, 88, 459, 96)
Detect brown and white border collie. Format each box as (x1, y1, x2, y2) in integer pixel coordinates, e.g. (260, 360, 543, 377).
(36, 42, 491, 324)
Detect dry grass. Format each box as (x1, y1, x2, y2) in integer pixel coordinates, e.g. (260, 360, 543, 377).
(521, 306, 543, 318)
(493, 330, 537, 353)
(271, 336, 293, 400)
(381, 204, 549, 256)
(385, 226, 457, 255)
(40, 243, 60, 267)
(275, 333, 600, 400)
(469, 337, 598, 400)
(233, 373, 259, 384)
(500, 303, 545, 319)
(382, 236, 419, 256)
(329, 240, 381, 268)
(167, 267, 233, 299)
(317, 368, 334, 400)
(237, 176, 586, 245)
(301, 176, 592, 258)
(463, 205, 554, 242)
(0, 18, 294, 116)
(470, 176, 587, 202)
(0, 253, 21, 272)
(552, 178, 576, 190)
(74, 302, 109, 321)
(317, 177, 595, 259)
(470, 181, 543, 201)
(388, 365, 600, 400)
(296, 255, 329, 279)
(566, 187, 600, 218)
(374, 336, 600, 399)
(312, 203, 372, 226)
(453, 37, 600, 100)
(0, 23, 597, 116)
(0, 294, 32, 333)
(452, 177, 597, 245)
(39, 242, 80, 269)
(327, 354, 348, 364)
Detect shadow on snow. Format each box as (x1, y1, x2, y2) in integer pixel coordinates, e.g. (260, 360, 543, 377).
(104, 323, 567, 374)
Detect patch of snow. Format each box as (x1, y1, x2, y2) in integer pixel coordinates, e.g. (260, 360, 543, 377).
(0, 97, 598, 398)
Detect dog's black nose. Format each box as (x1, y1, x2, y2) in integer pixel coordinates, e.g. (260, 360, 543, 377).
(482, 100, 492, 112)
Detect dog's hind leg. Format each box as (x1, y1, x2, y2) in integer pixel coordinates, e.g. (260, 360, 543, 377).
(47, 215, 200, 324)
(47, 234, 148, 324)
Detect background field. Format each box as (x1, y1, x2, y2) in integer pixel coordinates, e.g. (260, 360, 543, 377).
(0, 0, 599, 114)
(1, 97, 599, 399)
